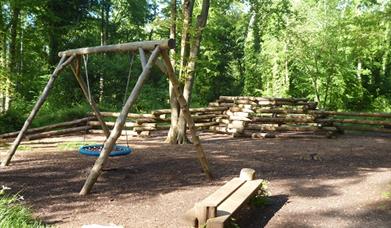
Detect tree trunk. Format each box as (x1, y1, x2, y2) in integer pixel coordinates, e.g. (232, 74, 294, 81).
(176, 0, 210, 144)
(165, 0, 180, 144)
(99, 1, 110, 103)
(178, 0, 194, 79)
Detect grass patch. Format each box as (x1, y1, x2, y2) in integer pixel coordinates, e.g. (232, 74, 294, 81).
(57, 141, 97, 151)
(17, 145, 33, 151)
(0, 186, 46, 228)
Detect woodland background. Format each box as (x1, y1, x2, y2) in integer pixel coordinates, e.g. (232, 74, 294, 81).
(0, 0, 390, 133)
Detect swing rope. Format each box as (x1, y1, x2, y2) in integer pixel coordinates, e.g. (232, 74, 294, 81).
(122, 52, 135, 148)
(79, 52, 136, 156)
(82, 54, 92, 103)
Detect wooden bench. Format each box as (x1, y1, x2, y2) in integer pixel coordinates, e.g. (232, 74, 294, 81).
(184, 168, 263, 228)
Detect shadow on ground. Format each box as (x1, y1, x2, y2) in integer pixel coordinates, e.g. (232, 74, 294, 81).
(0, 132, 390, 226)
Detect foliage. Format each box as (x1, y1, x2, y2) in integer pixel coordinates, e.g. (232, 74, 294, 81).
(0, 0, 390, 131)
(250, 180, 272, 207)
(0, 186, 46, 228)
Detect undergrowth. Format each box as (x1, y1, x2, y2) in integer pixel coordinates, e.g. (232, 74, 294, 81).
(0, 186, 46, 228)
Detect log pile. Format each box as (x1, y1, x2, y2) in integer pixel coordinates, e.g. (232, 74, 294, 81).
(87, 106, 228, 136)
(2, 96, 390, 141)
(209, 96, 337, 138)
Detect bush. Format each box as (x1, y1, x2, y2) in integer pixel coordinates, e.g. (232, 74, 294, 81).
(0, 110, 25, 134)
(371, 96, 391, 112)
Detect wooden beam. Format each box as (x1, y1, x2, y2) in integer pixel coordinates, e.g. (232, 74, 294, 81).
(59, 39, 175, 57)
(161, 50, 213, 180)
(0, 117, 95, 139)
(79, 46, 161, 195)
(1, 55, 75, 166)
(26, 126, 91, 141)
(70, 57, 111, 138)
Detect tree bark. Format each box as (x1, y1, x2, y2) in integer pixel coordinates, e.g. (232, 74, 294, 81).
(178, 0, 194, 80)
(176, 0, 210, 144)
(165, 0, 180, 144)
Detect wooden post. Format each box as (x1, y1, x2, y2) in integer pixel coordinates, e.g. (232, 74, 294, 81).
(70, 57, 110, 138)
(79, 46, 161, 195)
(1, 55, 75, 166)
(160, 50, 212, 179)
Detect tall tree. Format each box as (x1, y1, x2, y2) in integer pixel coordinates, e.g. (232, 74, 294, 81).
(166, 0, 210, 144)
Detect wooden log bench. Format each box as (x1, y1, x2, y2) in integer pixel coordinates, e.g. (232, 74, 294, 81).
(184, 168, 263, 228)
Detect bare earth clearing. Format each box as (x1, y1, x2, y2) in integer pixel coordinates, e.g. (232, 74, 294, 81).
(1, 132, 390, 227)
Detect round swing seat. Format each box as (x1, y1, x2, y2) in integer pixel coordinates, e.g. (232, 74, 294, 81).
(79, 144, 132, 157)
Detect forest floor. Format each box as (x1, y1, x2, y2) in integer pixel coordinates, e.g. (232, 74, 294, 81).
(0, 132, 391, 228)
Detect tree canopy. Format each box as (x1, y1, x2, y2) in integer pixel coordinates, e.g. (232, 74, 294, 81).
(0, 0, 390, 133)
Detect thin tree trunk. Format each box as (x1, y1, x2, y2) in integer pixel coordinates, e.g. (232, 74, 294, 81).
(381, 21, 390, 79)
(165, 0, 180, 143)
(178, 0, 194, 79)
(176, 0, 210, 144)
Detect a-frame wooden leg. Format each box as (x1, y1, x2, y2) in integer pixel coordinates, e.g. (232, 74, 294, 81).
(1, 55, 76, 166)
(70, 57, 110, 138)
(160, 50, 213, 179)
(79, 46, 161, 195)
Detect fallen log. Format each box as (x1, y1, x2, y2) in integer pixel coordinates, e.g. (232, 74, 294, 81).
(311, 110, 391, 118)
(219, 96, 308, 102)
(151, 106, 228, 115)
(88, 121, 156, 128)
(0, 117, 95, 139)
(330, 118, 391, 126)
(25, 126, 92, 140)
(246, 124, 337, 132)
(243, 131, 276, 139)
(96, 112, 155, 119)
(251, 117, 318, 124)
(89, 129, 139, 136)
(336, 125, 391, 133)
(255, 108, 307, 115)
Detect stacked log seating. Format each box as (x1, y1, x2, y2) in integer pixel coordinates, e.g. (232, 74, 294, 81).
(87, 106, 228, 137)
(209, 96, 337, 138)
(184, 168, 263, 228)
(2, 96, 390, 141)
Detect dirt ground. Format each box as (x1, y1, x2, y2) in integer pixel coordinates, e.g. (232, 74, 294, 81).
(1, 131, 390, 228)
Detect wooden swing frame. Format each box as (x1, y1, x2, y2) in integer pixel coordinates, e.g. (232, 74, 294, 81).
(1, 39, 212, 195)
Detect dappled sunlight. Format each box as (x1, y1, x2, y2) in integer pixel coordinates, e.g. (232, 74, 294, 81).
(1, 133, 390, 226)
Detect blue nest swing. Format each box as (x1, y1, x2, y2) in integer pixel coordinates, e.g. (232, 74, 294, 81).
(79, 144, 132, 157)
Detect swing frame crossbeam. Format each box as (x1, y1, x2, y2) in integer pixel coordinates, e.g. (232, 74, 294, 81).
(1, 39, 212, 195)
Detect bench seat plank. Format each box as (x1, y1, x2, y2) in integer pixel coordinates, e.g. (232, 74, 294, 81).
(201, 177, 246, 207)
(207, 179, 263, 228)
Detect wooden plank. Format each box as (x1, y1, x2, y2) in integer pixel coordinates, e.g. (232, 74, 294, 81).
(59, 39, 175, 56)
(184, 178, 245, 227)
(207, 179, 263, 228)
(202, 178, 245, 207)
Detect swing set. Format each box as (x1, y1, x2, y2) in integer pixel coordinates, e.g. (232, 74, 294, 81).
(78, 51, 135, 157)
(0, 39, 212, 195)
